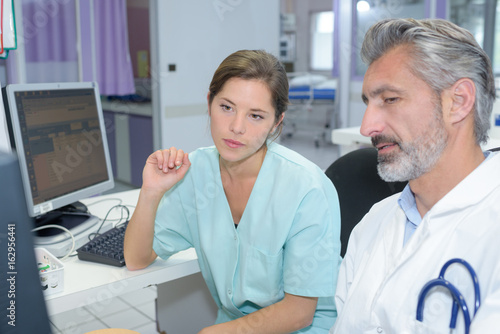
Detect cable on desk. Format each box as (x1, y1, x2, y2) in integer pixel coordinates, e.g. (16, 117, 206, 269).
(83, 199, 134, 222)
(87, 204, 130, 241)
(31, 224, 76, 260)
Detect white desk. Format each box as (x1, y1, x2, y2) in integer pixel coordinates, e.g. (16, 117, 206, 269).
(331, 127, 371, 156)
(43, 189, 200, 316)
(332, 126, 500, 155)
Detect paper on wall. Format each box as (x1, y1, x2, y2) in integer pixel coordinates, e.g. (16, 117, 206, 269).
(0, 0, 17, 59)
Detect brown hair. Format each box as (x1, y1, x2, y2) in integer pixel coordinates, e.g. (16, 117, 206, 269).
(208, 50, 289, 138)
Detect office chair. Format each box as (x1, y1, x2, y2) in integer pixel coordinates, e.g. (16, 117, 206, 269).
(325, 148, 407, 257)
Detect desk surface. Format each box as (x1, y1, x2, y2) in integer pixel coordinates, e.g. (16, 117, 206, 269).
(331, 126, 371, 146)
(44, 189, 200, 316)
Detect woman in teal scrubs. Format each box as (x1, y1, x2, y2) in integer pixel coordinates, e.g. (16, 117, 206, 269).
(124, 50, 341, 333)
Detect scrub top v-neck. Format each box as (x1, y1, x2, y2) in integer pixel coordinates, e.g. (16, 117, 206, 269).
(152, 142, 341, 331)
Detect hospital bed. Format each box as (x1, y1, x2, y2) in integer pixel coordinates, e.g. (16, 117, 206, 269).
(285, 72, 337, 147)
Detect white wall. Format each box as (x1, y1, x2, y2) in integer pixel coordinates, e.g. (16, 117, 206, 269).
(151, 0, 280, 153)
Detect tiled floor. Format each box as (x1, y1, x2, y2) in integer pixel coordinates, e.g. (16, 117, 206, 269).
(49, 286, 158, 334)
(48, 119, 341, 334)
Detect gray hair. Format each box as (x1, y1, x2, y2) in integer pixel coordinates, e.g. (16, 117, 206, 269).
(361, 18, 496, 145)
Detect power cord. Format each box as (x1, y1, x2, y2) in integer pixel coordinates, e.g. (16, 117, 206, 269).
(31, 224, 76, 260)
(87, 204, 130, 241)
(32, 204, 132, 259)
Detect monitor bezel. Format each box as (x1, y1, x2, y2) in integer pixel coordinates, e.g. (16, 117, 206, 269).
(4, 81, 114, 218)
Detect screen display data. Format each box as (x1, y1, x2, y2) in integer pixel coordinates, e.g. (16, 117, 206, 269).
(13, 88, 108, 208)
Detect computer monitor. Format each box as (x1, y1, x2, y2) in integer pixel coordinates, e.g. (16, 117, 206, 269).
(3, 82, 114, 257)
(0, 152, 52, 334)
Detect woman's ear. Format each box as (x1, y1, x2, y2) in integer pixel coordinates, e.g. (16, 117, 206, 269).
(273, 112, 285, 132)
(277, 112, 285, 127)
(448, 78, 476, 124)
(207, 92, 212, 116)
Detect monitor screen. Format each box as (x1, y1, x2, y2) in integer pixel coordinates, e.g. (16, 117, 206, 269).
(3, 82, 114, 218)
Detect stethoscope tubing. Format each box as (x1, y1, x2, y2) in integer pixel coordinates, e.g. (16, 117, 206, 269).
(416, 278, 471, 334)
(416, 258, 481, 334)
(439, 258, 481, 316)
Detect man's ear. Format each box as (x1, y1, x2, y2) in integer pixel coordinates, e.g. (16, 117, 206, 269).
(448, 78, 476, 124)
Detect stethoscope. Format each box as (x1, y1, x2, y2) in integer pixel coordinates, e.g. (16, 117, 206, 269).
(416, 258, 481, 334)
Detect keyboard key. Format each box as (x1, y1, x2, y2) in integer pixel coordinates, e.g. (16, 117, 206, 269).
(76, 222, 128, 267)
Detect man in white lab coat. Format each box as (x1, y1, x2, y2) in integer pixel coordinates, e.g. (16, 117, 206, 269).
(331, 18, 500, 334)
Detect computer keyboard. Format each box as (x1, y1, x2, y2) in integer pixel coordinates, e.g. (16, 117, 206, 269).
(76, 222, 128, 267)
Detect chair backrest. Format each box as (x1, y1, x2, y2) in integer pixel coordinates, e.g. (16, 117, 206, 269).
(325, 148, 407, 257)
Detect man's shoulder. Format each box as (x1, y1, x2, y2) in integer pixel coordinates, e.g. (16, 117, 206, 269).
(363, 193, 401, 222)
(349, 193, 402, 241)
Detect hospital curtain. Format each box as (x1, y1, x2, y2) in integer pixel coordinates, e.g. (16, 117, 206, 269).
(13, 0, 135, 95)
(93, 0, 135, 96)
(21, 0, 79, 83)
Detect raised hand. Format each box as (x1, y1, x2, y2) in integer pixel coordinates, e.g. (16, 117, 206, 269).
(141, 147, 191, 195)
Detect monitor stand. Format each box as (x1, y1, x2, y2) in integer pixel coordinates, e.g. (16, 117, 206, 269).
(32, 202, 113, 258)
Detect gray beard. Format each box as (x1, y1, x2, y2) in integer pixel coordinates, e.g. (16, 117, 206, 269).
(376, 114, 448, 182)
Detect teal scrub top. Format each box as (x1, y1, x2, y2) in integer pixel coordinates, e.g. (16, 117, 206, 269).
(153, 142, 341, 333)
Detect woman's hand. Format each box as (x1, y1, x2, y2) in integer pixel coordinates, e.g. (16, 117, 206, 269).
(141, 147, 191, 195)
(124, 147, 188, 271)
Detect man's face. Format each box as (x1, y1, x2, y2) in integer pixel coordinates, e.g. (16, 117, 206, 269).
(360, 46, 448, 182)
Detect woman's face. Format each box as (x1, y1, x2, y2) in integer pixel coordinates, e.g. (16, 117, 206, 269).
(208, 77, 281, 166)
